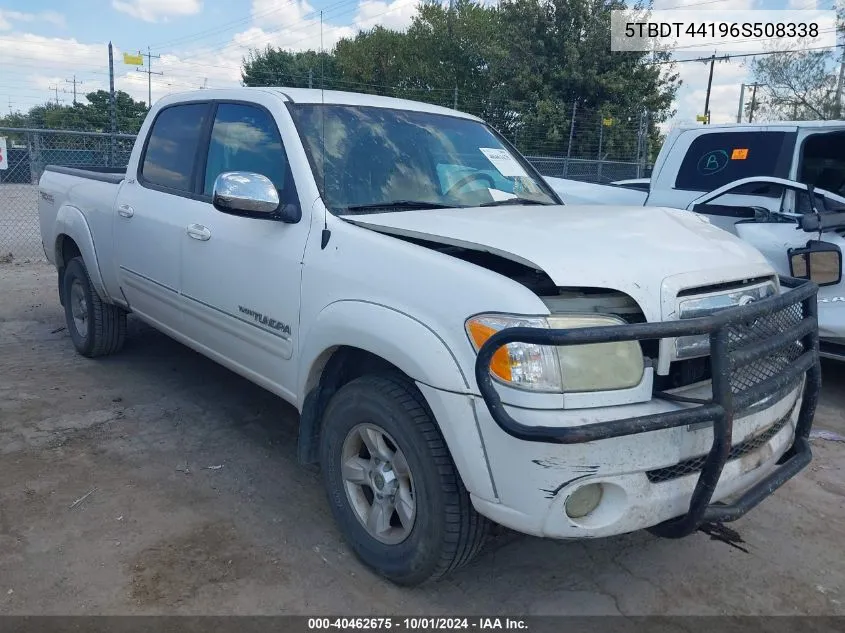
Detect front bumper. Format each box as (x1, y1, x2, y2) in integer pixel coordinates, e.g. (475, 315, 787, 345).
(473, 276, 820, 538)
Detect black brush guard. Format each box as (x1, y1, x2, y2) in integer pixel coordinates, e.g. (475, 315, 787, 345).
(474, 277, 821, 538)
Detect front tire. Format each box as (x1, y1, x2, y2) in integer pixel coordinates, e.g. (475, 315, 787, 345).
(63, 256, 126, 358)
(320, 374, 487, 585)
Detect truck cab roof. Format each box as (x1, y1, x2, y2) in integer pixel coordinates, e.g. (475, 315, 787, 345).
(156, 86, 481, 121)
(673, 120, 845, 133)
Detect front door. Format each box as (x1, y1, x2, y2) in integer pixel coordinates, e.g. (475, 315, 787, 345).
(179, 100, 308, 401)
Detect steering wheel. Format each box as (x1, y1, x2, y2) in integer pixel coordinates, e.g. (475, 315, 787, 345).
(445, 172, 496, 198)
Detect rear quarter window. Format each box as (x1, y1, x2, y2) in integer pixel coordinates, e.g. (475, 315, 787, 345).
(674, 131, 796, 192)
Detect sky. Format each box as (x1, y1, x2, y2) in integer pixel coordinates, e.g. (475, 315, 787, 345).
(0, 0, 838, 130)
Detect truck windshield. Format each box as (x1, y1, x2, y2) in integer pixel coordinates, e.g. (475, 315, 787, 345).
(287, 104, 558, 214)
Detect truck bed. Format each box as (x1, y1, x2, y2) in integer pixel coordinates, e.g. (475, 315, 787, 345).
(44, 165, 126, 185)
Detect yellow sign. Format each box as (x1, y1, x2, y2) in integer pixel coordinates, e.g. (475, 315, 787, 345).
(123, 52, 143, 66)
(731, 148, 749, 160)
(602, 117, 614, 127)
(696, 113, 710, 123)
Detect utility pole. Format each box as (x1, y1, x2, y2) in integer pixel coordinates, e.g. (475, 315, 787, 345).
(736, 83, 746, 123)
(703, 54, 716, 125)
(65, 75, 82, 105)
(748, 82, 760, 123)
(48, 84, 61, 106)
(136, 46, 163, 109)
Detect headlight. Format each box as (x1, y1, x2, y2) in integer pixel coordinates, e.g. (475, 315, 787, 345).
(465, 313, 645, 393)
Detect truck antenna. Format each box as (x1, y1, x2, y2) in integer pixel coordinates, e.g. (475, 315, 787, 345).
(320, 10, 331, 250)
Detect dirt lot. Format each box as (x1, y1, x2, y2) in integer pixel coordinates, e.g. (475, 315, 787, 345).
(1, 260, 845, 616)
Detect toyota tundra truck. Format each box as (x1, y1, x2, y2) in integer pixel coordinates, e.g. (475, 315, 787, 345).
(38, 88, 821, 585)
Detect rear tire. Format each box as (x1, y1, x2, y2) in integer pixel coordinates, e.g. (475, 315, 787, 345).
(320, 373, 488, 585)
(63, 256, 126, 358)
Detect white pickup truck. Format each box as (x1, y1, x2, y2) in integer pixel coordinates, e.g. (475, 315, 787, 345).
(548, 121, 845, 359)
(39, 88, 821, 585)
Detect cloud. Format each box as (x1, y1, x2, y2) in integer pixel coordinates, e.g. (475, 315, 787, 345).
(354, 0, 419, 30)
(111, 0, 203, 23)
(0, 9, 66, 31)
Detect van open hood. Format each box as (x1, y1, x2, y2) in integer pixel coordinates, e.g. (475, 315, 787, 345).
(346, 204, 775, 321)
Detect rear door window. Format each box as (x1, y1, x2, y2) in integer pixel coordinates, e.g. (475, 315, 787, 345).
(140, 103, 209, 193)
(674, 131, 796, 192)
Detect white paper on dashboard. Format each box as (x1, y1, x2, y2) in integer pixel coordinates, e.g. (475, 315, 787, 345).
(488, 188, 518, 201)
(479, 147, 530, 178)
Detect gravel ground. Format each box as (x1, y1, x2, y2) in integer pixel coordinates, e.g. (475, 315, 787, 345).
(1, 260, 845, 616)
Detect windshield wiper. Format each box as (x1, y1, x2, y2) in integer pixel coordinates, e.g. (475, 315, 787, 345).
(340, 200, 459, 214)
(477, 198, 552, 207)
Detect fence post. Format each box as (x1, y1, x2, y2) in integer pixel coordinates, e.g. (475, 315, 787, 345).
(31, 132, 43, 184)
(108, 42, 117, 167)
(597, 116, 604, 183)
(636, 110, 646, 179)
(565, 101, 577, 178)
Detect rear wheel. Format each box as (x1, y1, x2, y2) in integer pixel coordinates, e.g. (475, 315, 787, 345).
(63, 256, 126, 358)
(320, 374, 487, 585)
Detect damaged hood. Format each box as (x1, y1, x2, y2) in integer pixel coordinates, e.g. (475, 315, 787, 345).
(346, 204, 775, 320)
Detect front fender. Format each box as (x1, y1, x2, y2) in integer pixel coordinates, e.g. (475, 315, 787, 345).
(54, 204, 110, 301)
(298, 299, 470, 400)
(298, 300, 497, 500)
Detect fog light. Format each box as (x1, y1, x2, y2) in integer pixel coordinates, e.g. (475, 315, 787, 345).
(564, 483, 603, 519)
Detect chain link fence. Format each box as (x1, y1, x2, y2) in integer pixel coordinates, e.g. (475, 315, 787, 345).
(0, 128, 135, 260)
(0, 124, 650, 261)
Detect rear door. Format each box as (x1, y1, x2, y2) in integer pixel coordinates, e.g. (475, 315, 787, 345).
(179, 99, 308, 400)
(114, 101, 211, 331)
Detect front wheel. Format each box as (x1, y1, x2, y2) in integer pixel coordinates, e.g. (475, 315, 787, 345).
(320, 374, 487, 585)
(63, 256, 126, 358)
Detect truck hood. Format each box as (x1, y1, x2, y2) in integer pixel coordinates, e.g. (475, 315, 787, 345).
(346, 204, 775, 321)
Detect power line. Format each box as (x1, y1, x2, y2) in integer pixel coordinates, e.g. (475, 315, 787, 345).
(650, 42, 845, 65)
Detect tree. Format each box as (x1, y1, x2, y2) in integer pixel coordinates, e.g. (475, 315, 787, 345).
(81, 90, 148, 132)
(242, 47, 337, 88)
(748, 10, 844, 121)
(238, 0, 678, 158)
(334, 26, 415, 95)
(0, 90, 147, 134)
(749, 48, 839, 121)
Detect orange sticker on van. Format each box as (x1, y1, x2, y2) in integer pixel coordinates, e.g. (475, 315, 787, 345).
(731, 148, 749, 160)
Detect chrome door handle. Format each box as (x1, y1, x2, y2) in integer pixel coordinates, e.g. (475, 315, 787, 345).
(118, 204, 134, 218)
(186, 224, 211, 241)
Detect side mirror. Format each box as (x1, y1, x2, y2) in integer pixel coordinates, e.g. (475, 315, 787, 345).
(788, 240, 842, 286)
(213, 171, 280, 216)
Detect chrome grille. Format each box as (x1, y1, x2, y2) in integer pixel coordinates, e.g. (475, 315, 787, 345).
(726, 302, 805, 394)
(674, 279, 777, 361)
